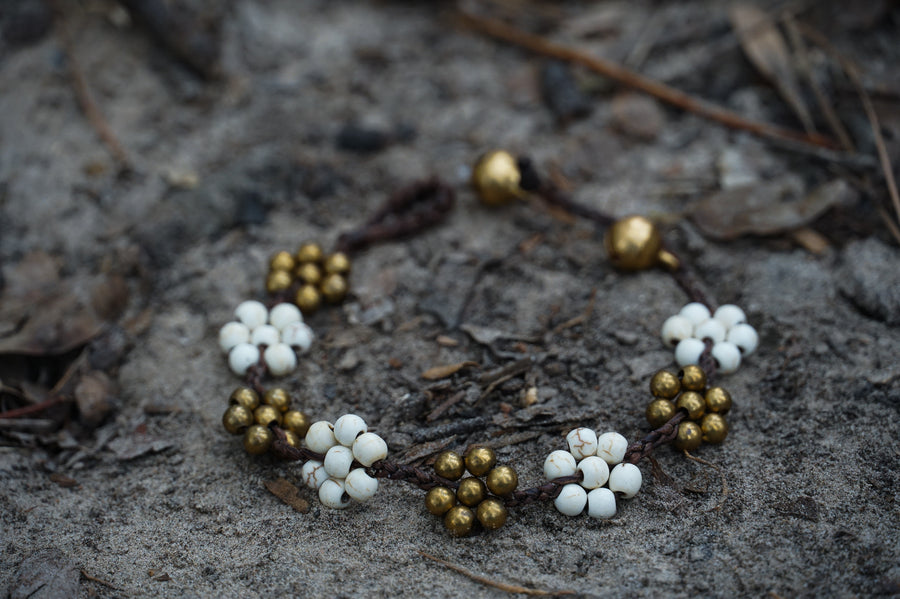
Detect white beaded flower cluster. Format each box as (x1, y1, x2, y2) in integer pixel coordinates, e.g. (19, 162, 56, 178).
(660, 302, 758, 374)
(300, 414, 388, 509)
(219, 300, 314, 377)
(543, 428, 642, 519)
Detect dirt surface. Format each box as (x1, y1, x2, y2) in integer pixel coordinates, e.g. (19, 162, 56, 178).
(2, 1, 899, 597)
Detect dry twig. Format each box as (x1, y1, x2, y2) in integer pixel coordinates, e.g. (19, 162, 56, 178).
(418, 551, 575, 596)
(684, 449, 729, 512)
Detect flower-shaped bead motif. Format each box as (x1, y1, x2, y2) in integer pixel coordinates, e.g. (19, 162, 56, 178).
(219, 301, 314, 377)
(661, 303, 758, 374)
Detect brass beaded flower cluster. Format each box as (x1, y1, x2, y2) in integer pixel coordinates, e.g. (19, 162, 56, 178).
(221, 387, 311, 455)
(266, 242, 352, 314)
(425, 447, 519, 537)
(645, 365, 732, 451)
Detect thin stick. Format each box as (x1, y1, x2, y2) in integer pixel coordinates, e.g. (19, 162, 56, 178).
(683, 449, 729, 512)
(456, 10, 837, 150)
(418, 551, 575, 596)
(81, 570, 125, 592)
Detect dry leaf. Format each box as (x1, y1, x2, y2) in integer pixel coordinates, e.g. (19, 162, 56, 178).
(74, 371, 115, 428)
(49, 473, 80, 488)
(108, 433, 175, 460)
(10, 549, 79, 599)
(264, 478, 310, 513)
(421, 361, 479, 381)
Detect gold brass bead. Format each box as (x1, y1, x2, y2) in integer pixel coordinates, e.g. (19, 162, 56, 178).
(254, 404, 282, 427)
(674, 421, 702, 451)
(472, 150, 525, 206)
(296, 242, 324, 264)
(222, 404, 253, 435)
(676, 391, 706, 421)
(425, 486, 457, 516)
(701, 413, 729, 444)
(296, 284, 322, 314)
(269, 251, 295, 273)
(324, 252, 351, 276)
(444, 505, 475, 537)
(646, 398, 676, 428)
(456, 477, 487, 507)
(266, 269, 293, 294)
(263, 388, 291, 412)
(229, 387, 260, 411)
(650, 370, 681, 399)
(476, 498, 508, 530)
(243, 425, 274, 455)
(679, 364, 708, 392)
(705, 387, 733, 414)
(604, 215, 664, 271)
(283, 430, 302, 448)
(434, 451, 466, 481)
(321, 274, 349, 303)
(283, 410, 311, 437)
(486, 465, 518, 496)
(465, 446, 497, 477)
(295, 262, 323, 286)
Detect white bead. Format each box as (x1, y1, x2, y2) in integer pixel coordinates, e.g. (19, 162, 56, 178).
(318, 478, 351, 509)
(576, 456, 609, 489)
(713, 304, 746, 329)
(218, 321, 250, 353)
(727, 323, 758, 356)
(345, 468, 378, 502)
(235, 300, 268, 329)
(324, 445, 354, 479)
(301, 460, 328, 489)
(227, 343, 259, 375)
(712, 341, 742, 374)
(679, 302, 711, 326)
(587, 488, 617, 519)
(693, 319, 726, 343)
(675, 338, 705, 367)
(264, 343, 297, 376)
(660, 315, 694, 348)
(544, 450, 577, 481)
(566, 427, 598, 460)
(305, 421, 337, 453)
(281, 321, 315, 353)
(608, 463, 642, 498)
(334, 414, 368, 446)
(352, 432, 388, 467)
(595, 432, 628, 466)
(269, 302, 303, 330)
(250, 324, 280, 347)
(554, 483, 587, 516)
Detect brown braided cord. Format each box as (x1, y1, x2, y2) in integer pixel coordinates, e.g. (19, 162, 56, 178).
(624, 410, 687, 464)
(504, 473, 583, 508)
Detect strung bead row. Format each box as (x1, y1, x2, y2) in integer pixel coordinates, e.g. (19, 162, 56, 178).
(646, 366, 732, 451)
(221, 387, 311, 454)
(661, 302, 758, 373)
(219, 301, 314, 376)
(266, 243, 351, 315)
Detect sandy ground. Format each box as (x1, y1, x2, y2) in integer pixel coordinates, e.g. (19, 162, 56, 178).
(1, 1, 899, 597)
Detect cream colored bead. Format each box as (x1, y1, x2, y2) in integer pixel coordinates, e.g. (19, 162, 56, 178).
(679, 302, 711, 326)
(694, 319, 726, 343)
(263, 343, 296, 376)
(596, 432, 628, 466)
(587, 487, 617, 519)
(219, 321, 250, 353)
(608, 463, 642, 498)
(334, 414, 367, 446)
(301, 460, 328, 489)
(345, 468, 378, 502)
(269, 302, 303, 330)
(235, 300, 268, 329)
(712, 341, 741, 374)
(566, 427, 598, 460)
(713, 304, 746, 329)
(250, 324, 280, 347)
(324, 445, 354, 479)
(661, 315, 694, 348)
(318, 478, 351, 509)
(281, 321, 315, 353)
(727, 323, 758, 356)
(675, 338, 705, 367)
(305, 421, 337, 453)
(544, 450, 577, 481)
(554, 483, 587, 516)
(577, 456, 610, 489)
(352, 432, 388, 467)
(228, 343, 259, 375)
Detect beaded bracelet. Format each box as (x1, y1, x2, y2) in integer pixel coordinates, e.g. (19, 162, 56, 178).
(216, 153, 758, 537)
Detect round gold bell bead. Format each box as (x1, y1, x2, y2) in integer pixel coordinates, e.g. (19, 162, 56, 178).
(676, 391, 706, 421)
(296, 284, 322, 314)
(456, 477, 487, 507)
(321, 274, 349, 303)
(701, 413, 729, 444)
(646, 398, 676, 428)
(674, 421, 702, 451)
(705, 387, 733, 414)
(254, 404, 282, 427)
(604, 216, 665, 271)
(296, 242, 324, 264)
(243, 425, 274, 455)
(269, 251, 295, 273)
(324, 252, 351, 276)
(424, 486, 457, 516)
(464, 446, 497, 477)
(650, 370, 681, 399)
(679, 364, 708, 392)
(283, 410, 311, 437)
(229, 387, 260, 411)
(434, 451, 466, 481)
(263, 388, 291, 412)
(444, 505, 475, 537)
(476, 498, 508, 530)
(486, 465, 518, 496)
(283, 430, 302, 448)
(222, 404, 253, 435)
(296, 262, 323, 286)
(471, 150, 524, 206)
(266, 270, 293, 295)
